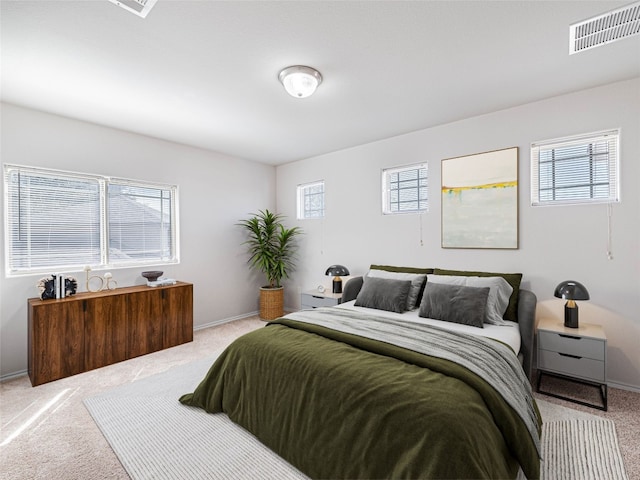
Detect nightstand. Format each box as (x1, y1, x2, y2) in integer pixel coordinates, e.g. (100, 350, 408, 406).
(300, 290, 342, 309)
(536, 317, 607, 410)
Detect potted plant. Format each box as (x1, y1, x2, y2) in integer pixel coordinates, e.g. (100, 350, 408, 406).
(238, 209, 303, 320)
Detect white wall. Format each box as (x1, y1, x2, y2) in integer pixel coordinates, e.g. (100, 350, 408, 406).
(0, 103, 276, 378)
(277, 78, 640, 391)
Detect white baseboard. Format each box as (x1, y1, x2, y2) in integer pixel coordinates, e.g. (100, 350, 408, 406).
(0, 369, 28, 383)
(195, 309, 297, 331)
(194, 311, 260, 331)
(608, 380, 640, 393)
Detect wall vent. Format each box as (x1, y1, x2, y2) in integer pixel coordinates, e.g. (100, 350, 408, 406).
(570, 1, 640, 54)
(108, 0, 158, 18)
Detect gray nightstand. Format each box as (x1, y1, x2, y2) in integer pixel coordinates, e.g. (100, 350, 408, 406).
(300, 290, 342, 309)
(536, 317, 607, 410)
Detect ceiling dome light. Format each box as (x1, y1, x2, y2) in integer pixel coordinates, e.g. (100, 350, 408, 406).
(278, 65, 322, 98)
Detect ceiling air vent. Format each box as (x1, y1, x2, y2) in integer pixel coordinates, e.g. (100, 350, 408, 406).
(570, 1, 640, 54)
(108, 0, 158, 18)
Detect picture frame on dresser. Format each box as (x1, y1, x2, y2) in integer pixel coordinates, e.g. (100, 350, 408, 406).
(536, 317, 607, 411)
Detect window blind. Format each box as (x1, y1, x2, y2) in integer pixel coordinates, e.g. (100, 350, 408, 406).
(4, 164, 178, 276)
(382, 163, 428, 214)
(531, 130, 620, 206)
(5, 166, 102, 274)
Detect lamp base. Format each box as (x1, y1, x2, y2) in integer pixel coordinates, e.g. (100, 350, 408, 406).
(332, 277, 343, 294)
(564, 303, 579, 328)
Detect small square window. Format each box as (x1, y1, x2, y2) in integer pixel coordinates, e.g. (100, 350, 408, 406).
(297, 181, 325, 219)
(382, 164, 428, 214)
(531, 129, 620, 206)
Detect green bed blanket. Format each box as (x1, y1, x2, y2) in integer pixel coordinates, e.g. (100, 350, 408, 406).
(180, 316, 541, 479)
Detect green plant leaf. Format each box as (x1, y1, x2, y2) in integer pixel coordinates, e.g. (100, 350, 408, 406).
(237, 209, 303, 288)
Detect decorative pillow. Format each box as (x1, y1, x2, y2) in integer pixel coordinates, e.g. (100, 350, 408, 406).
(355, 277, 412, 313)
(367, 269, 427, 310)
(418, 282, 489, 328)
(427, 275, 513, 325)
(433, 268, 522, 321)
(370, 265, 433, 307)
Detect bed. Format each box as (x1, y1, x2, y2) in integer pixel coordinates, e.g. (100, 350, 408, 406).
(180, 266, 541, 479)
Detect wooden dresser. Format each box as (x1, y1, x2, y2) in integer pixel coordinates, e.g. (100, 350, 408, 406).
(28, 281, 193, 386)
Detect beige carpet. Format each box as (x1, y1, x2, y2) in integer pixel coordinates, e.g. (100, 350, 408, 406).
(1, 316, 638, 479)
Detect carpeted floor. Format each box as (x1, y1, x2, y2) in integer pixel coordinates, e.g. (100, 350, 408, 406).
(1, 316, 639, 479)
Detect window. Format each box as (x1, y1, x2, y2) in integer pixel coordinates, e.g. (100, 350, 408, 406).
(297, 181, 324, 219)
(531, 129, 620, 206)
(382, 163, 428, 214)
(4, 164, 178, 276)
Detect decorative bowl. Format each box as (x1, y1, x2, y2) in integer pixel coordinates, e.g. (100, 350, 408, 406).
(141, 271, 163, 282)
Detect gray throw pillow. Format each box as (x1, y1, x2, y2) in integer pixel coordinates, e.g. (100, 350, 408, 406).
(419, 282, 489, 328)
(355, 277, 412, 313)
(366, 269, 427, 310)
(433, 268, 522, 321)
(426, 275, 513, 325)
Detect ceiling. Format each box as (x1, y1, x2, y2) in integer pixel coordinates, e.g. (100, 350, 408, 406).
(2, 1, 639, 165)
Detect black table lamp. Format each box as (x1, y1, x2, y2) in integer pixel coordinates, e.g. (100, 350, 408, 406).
(554, 280, 590, 328)
(325, 265, 350, 294)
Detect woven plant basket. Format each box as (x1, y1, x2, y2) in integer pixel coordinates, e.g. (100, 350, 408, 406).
(259, 286, 284, 320)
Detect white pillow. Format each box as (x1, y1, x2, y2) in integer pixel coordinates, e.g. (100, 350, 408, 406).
(367, 270, 427, 310)
(425, 274, 513, 325)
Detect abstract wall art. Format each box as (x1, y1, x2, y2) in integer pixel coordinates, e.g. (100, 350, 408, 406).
(441, 147, 518, 249)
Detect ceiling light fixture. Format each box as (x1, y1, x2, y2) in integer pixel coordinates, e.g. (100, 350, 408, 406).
(278, 66, 322, 98)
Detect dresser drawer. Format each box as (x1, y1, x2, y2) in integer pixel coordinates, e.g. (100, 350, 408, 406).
(538, 349, 605, 382)
(538, 330, 605, 361)
(301, 293, 339, 309)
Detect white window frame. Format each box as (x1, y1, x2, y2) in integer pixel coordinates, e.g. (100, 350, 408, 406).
(382, 163, 428, 214)
(4, 164, 179, 277)
(531, 129, 620, 206)
(297, 180, 325, 219)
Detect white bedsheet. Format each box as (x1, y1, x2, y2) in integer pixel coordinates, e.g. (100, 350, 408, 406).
(334, 300, 521, 354)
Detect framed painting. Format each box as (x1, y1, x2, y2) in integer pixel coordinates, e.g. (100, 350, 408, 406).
(441, 147, 518, 249)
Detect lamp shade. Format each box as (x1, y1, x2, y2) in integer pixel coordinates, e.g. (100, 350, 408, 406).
(325, 264, 349, 294)
(554, 280, 590, 301)
(325, 265, 350, 277)
(278, 65, 322, 98)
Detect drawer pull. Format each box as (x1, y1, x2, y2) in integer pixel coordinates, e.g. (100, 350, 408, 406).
(559, 352, 582, 360)
(559, 334, 581, 340)
(312, 295, 324, 299)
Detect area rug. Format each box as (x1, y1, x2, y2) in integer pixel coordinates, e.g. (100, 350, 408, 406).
(84, 356, 308, 479)
(541, 420, 628, 480)
(84, 357, 628, 480)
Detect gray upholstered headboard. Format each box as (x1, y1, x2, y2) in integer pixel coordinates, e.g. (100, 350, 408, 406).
(341, 276, 537, 385)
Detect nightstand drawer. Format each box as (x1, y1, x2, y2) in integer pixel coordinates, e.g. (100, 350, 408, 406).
(538, 349, 605, 382)
(538, 330, 605, 361)
(301, 293, 339, 309)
